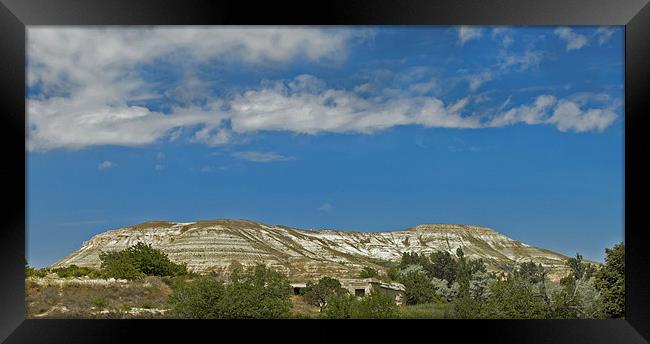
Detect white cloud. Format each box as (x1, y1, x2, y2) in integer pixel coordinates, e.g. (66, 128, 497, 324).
(318, 202, 333, 212)
(462, 49, 541, 94)
(489, 95, 556, 127)
(595, 27, 615, 45)
(548, 101, 616, 132)
(465, 71, 493, 92)
(407, 79, 438, 95)
(31, 72, 619, 152)
(27, 27, 367, 151)
(232, 151, 296, 163)
(154, 164, 164, 171)
(26, 28, 620, 152)
(458, 26, 482, 45)
(492, 27, 514, 47)
(554, 27, 588, 51)
(97, 161, 114, 169)
(498, 49, 544, 72)
(489, 94, 617, 132)
(227, 76, 480, 134)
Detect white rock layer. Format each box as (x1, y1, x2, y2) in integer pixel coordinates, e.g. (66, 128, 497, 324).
(52, 220, 571, 281)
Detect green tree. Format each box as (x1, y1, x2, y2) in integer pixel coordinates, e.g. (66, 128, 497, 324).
(567, 253, 596, 280)
(386, 267, 400, 282)
(168, 264, 293, 319)
(468, 270, 494, 301)
(594, 242, 624, 318)
(100, 254, 145, 280)
(550, 275, 581, 318)
(575, 276, 604, 318)
(431, 277, 459, 301)
(455, 248, 471, 298)
(350, 291, 399, 318)
(478, 274, 549, 319)
(401, 270, 438, 305)
(99, 243, 188, 280)
(428, 251, 458, 285)
(357, 266, 380, 279)
(303, 277, 347, 311)
(168, 276, 226, 318)
(220, 264, 292, 318)
(516, 261, 547, 284)
(398, 252, 430, 270)
(322, 293, 354, 319)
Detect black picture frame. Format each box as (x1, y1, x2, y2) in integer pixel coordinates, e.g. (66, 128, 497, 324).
(1, 0, 648, 343)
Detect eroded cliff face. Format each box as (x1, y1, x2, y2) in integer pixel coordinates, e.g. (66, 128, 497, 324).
(52, 219, 571, 281)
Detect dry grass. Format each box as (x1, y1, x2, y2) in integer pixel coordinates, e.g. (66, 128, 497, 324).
(289, 295, 321, 318)
(26, 276, 172, 319)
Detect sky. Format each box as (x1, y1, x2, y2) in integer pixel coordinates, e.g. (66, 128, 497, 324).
(26, 26, 624, 267)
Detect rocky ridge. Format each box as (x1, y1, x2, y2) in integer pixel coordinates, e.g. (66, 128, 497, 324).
(52, 219, 573, 281)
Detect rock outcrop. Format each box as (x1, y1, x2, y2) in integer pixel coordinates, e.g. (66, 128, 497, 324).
(52, 219, 572, 281)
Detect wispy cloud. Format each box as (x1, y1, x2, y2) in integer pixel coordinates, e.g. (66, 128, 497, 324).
(497, 49, 543, 72)
(318, 202, 333, 212)
(448, 138, 479, 153)
(458, 26, 482, 45)
(488, 94, 617, 132)
(465, 71, 493, 92)
(154, 164, 164, 171)
(491, 27, 514, 47)
(97, 161, 114, 169)
(232, 151, 296, 163)
(554, 27, 588, 51)
(595, 27, 615, 45)
(554, 26, 615, 51)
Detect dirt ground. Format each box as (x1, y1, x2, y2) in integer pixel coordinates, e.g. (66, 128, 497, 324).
(26, 275, 172, 319)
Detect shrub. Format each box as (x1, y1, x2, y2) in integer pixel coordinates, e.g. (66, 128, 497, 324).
(321, 293, 354, 319)
(168, 277, 226, 318)
(431, 277, 459, 301)
(401, 270, 438, 305)
(100, 256, 145, 280)
(51, 265, 102, 278)
(321, 291, 399, 319)
(475, 275, 549, 319)
(99, 242, 188, 280)
(350, 291, 399, 318)
(303, 277, 347, 311)
(168, 264, 292, 319)
(220, 264, 292, 319)
(25, 266, 49, 278)
(357, 266, 380, 279)
(92, 297, 109, 309)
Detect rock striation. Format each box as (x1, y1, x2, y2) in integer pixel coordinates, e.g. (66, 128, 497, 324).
(52, 219, 572, 281)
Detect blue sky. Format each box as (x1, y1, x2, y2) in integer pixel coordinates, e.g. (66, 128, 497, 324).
(27, 26, 623, 267)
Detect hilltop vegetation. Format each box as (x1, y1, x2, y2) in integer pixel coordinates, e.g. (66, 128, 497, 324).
(26, 242, 624, 319)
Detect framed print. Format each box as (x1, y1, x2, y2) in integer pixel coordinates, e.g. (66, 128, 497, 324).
(1, 0, 649, 343)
